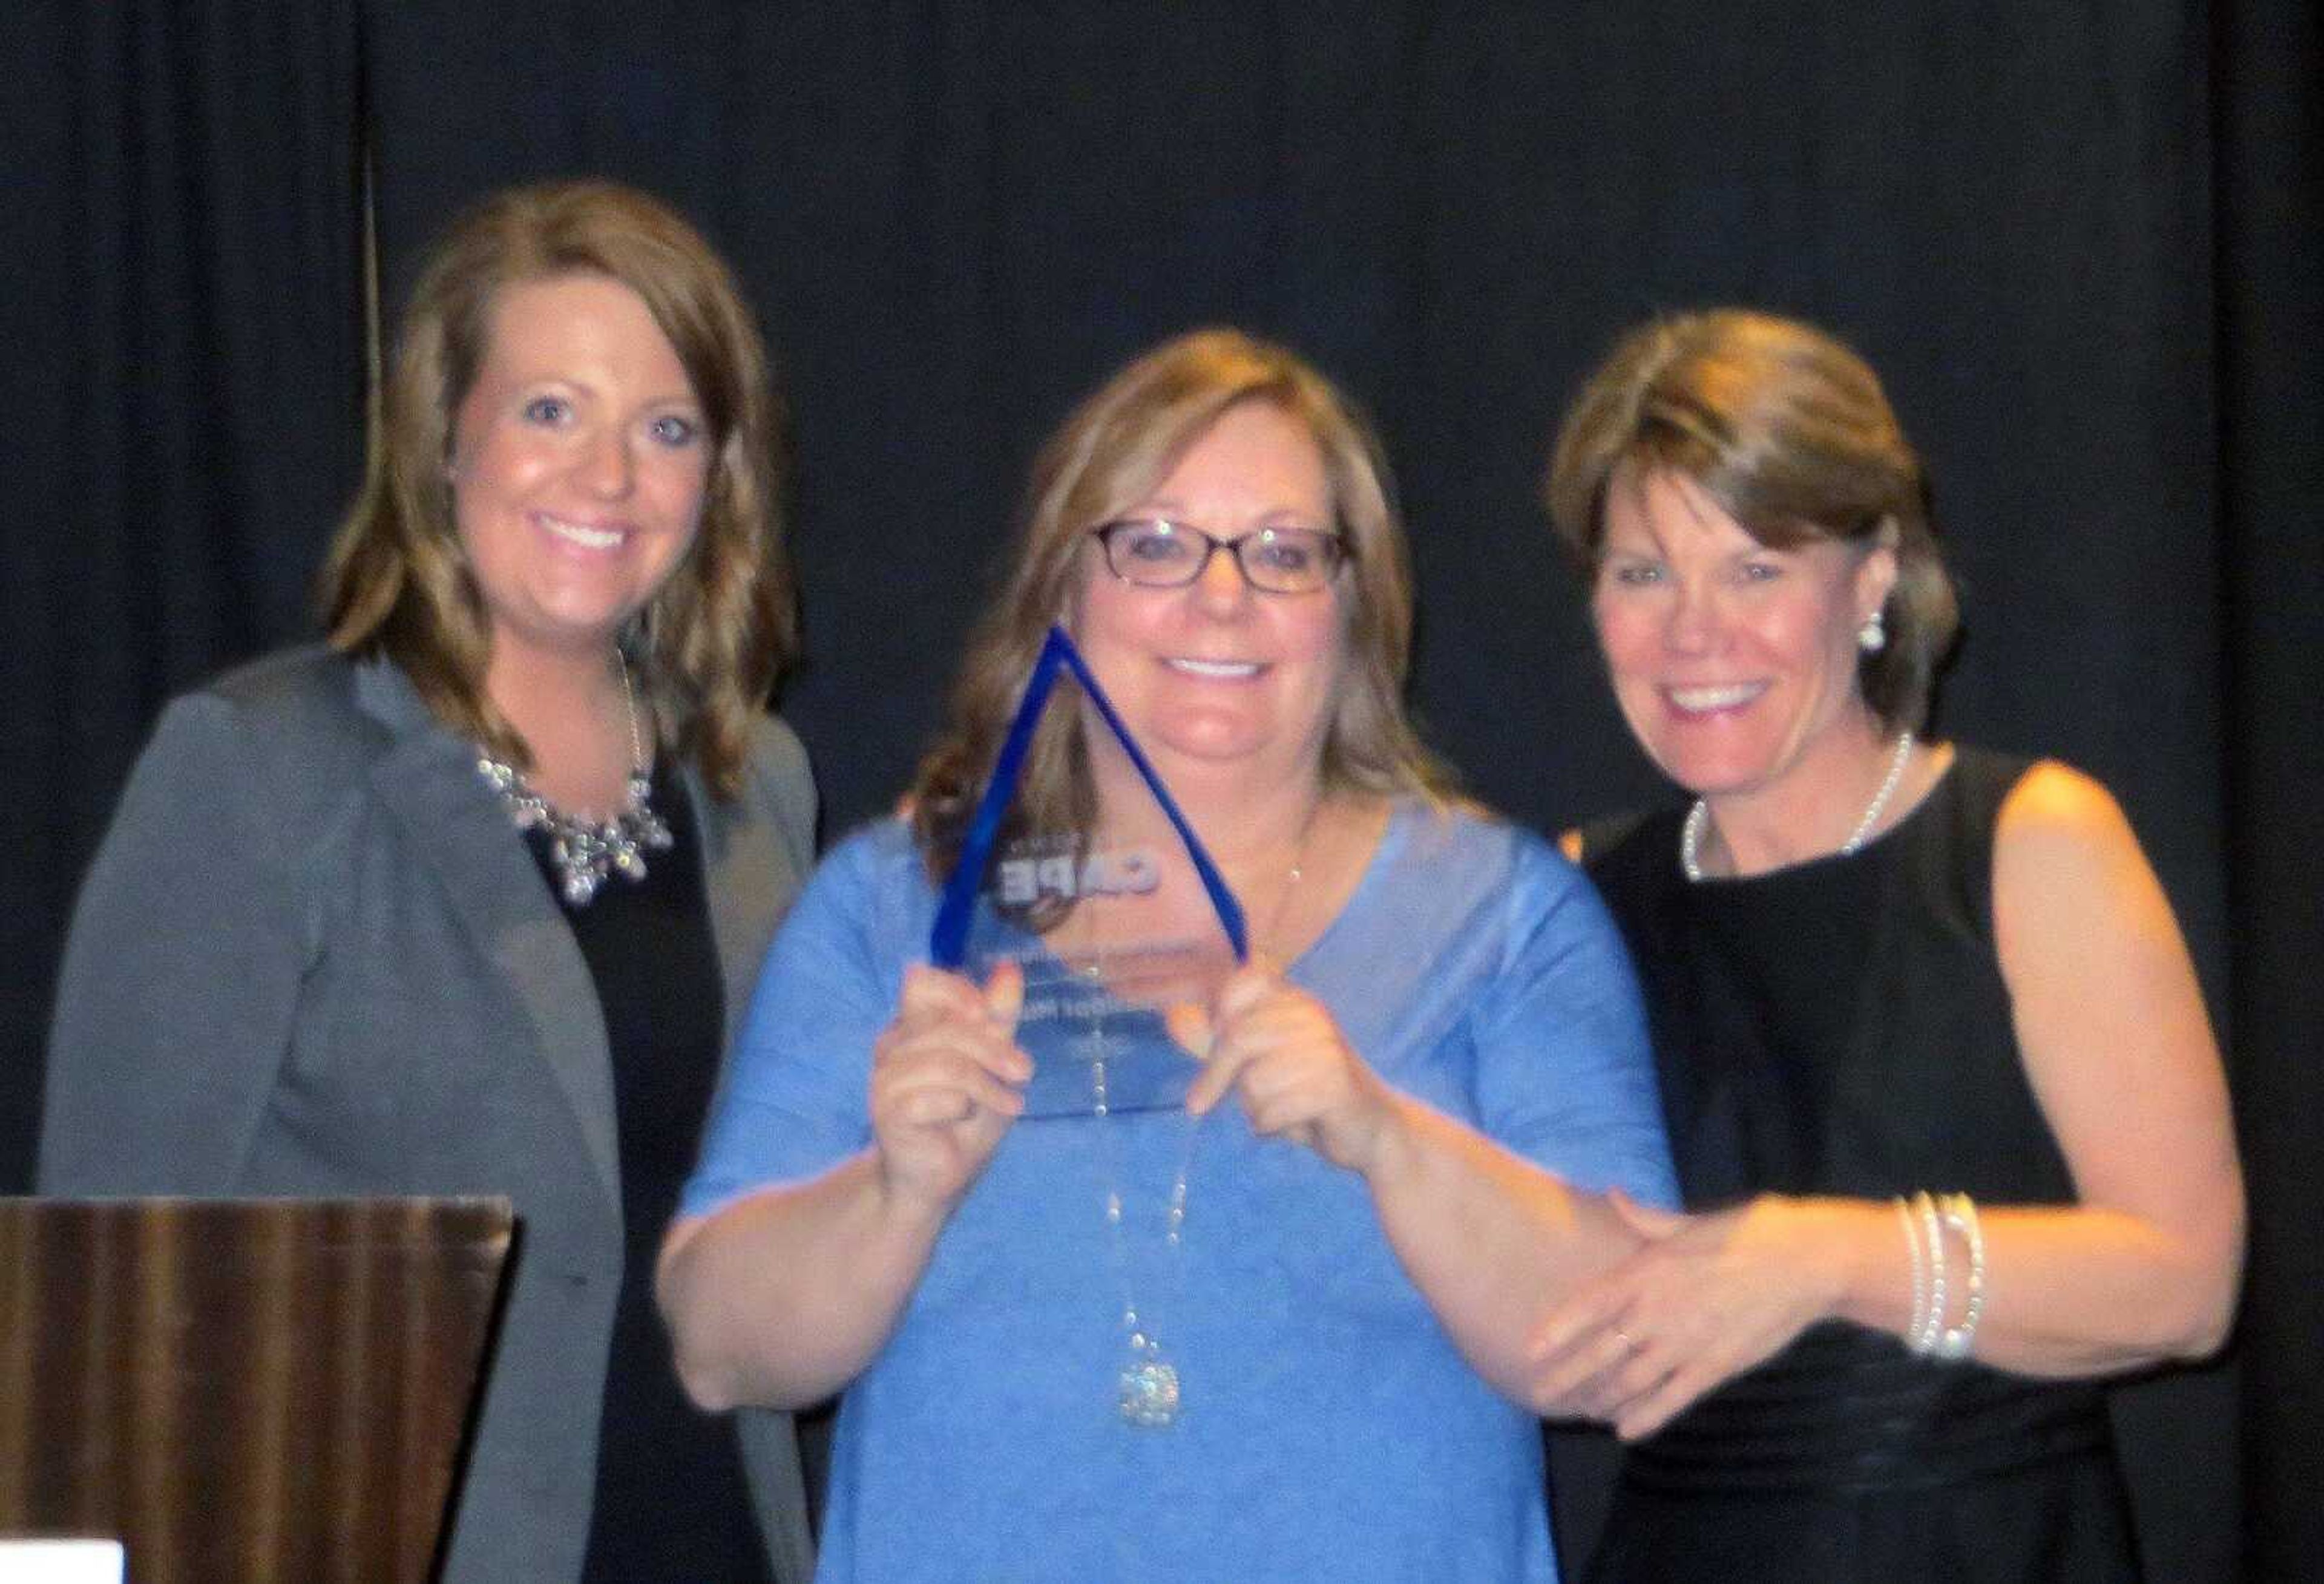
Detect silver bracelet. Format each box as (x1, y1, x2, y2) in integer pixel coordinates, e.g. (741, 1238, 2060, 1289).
(1933, 1193, 1987, 1360)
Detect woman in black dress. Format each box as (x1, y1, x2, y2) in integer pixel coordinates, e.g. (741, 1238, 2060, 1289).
(1528, 309, 2242, 1580)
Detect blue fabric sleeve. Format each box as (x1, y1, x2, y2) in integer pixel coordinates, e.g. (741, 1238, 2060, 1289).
(1470, 834, 1679, 1208)
(683, 824, 915, 1219)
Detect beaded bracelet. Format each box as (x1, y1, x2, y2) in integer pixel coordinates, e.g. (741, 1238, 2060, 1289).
(1932, 1193, 1987, 1360)
(1895, 1196, 1927, 1344)
(1913, 1191, 1948, 1355)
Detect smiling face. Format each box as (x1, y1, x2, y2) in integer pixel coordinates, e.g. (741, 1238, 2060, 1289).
(448, 273, 710, 664)
(1070, 399, 1347, 791)
(1591, 466, 1896, 807)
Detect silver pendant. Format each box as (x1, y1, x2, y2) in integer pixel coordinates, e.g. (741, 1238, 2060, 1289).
(1117, 1358, 1180, 1427)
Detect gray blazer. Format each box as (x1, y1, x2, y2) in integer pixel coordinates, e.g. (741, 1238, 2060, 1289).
(39, 647, 818, 1584)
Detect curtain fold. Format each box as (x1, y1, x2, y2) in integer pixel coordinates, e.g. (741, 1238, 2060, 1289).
(2215, 0, 2324, 1576)
(1, 0, 363, 1193)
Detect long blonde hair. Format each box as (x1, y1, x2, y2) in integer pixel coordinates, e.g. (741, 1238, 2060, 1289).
(321, 179, 794, 796)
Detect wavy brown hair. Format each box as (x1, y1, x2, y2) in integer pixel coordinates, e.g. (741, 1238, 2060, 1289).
(1544, 309, 1957, 733)
(909, 327, 1449, 885)
(321, 179, 794, 797)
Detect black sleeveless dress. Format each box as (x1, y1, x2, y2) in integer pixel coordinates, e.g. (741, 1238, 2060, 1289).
(1578, 747, 2139, 1582)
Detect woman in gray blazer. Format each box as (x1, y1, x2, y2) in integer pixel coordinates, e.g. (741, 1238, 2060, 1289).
(40, 182, 817, 1584)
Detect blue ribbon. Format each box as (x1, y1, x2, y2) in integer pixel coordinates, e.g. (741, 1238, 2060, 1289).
(928, 625, 1248, 969)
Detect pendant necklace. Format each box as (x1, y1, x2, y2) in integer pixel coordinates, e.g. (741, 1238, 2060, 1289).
(476, 650, 673, 906)
(1083, 796, 1324, 1428)
(1085, 991, 1196, 1429)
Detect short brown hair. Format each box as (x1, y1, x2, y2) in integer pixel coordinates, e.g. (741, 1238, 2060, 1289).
(321, 179, 793, 796)
(910, 327, 1448, 882)
(1544, 309, 1957, 732)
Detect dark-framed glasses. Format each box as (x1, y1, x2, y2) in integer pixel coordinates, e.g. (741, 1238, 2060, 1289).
(1089, 519, 1348, 595)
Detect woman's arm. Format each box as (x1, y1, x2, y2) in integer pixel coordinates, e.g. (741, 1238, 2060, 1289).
(41, 693, 310, 1193)
(1337, 1079, 1650, 1404)
(659, 962, 1029, 1412)
(1530, 762, 2244, 1438)
(1178, 841, 1675, 1406)
(1943, 761, 2244, 1364)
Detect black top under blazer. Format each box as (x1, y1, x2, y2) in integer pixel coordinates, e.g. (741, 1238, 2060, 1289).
(39, 647, 818, 1584)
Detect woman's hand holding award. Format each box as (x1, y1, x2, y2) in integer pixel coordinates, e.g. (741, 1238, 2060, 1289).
(930, 626, 1252, 1122)
(927, 626, 1256, 1427)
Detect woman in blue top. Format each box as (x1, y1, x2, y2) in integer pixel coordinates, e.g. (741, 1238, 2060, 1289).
(659, 328, 1675, 1582)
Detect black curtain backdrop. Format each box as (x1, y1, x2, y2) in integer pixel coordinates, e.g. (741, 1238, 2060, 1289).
(5, 3, 2315, 1578)
(2, 4, 364, 1174)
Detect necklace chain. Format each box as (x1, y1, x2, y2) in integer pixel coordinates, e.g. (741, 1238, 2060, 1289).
(1088, 792, 1325, 1427)
(476, 651, 674, 906)
(1681, 730, 1915, 883)
(1083, 962, 1197, 1427)
(1253, 794, 1323, 962)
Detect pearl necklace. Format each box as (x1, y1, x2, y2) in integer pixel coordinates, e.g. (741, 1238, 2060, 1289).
(476, 652, 673, 906)
(1681, 730, 1915, 883)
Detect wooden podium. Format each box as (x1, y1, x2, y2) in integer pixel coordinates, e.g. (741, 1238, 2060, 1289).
(0, 1198, 513, 1583)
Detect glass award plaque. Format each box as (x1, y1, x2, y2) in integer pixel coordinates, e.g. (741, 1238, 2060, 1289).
(931, 626, 1247, 1120)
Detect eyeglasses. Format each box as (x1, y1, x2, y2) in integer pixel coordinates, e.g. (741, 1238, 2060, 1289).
(1089, 519, 1348, 595)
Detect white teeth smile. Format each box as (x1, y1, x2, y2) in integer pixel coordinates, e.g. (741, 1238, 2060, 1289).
(1667, 682, 1764, 712)
(1167, 658, 1261, 679)
(540, 514, 625, 550)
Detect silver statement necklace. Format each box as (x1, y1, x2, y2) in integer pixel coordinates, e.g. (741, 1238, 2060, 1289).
(1085, 800, 1321, 1429)
(476, 652, 674, 906)
(1681, 730, 1915, 883)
